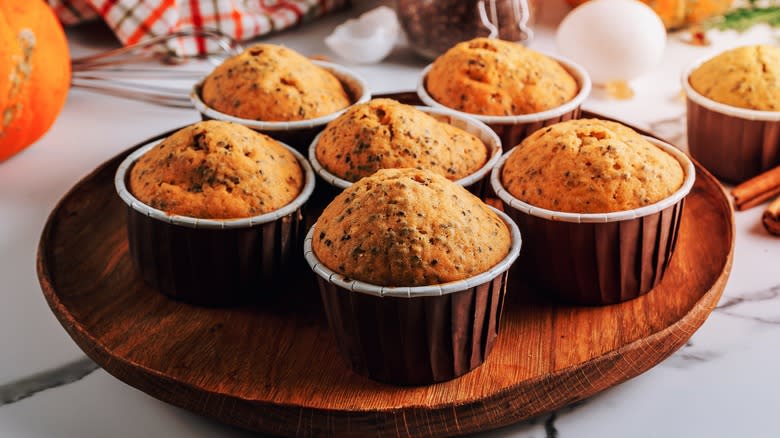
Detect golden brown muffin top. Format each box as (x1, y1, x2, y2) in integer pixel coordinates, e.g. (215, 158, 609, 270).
(689, 45, 780, 111)
(315, 98, 488, 182)
(501, 119, 684, 213)
(426, 37, 578, 116)
(201, 44, 351, 121)
(312, 168, 511, 287)
(129, 120, 303, 219)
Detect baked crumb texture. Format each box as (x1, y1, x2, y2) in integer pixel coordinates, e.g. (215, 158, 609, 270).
(202, 44, 351, 121)
(316, 98, 488, 182)
(312, 168, 511, 287)
(426, 37, 578, 116)
(129, 120, 303, 219)
(690, 44, 780, 111)
(501, 119, 684, 214)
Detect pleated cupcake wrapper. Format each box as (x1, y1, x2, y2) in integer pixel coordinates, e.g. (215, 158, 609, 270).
(191, 60, 372, 154)
(307, 105, 503, 201)
(416, 51, 592, 151)
(682, 62, 780, 184)
(316, 271, 508, 385)
(503, 201, 684, 304)
(125, 209, 304, 305)
(303, 207, 522, 385)
(490, 136, 696, 305)
(115, 138, 316, 306)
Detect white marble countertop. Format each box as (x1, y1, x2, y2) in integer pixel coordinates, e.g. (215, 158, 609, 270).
(1, 1, 779, 437)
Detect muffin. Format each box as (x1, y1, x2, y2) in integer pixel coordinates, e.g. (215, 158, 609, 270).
(129, 120, 304, 219)
(689, 45, 780, 111)
(491, 119, 695, 305)
(417, 37, 591, 153)
(306, 168, 521, 384)
(201, 44, 350, 121)
(116, 121, 315, 305)
(312, 168, 511, 286)
(315, 99, 488, 182)
(426, 37, 578, 116)
(501, 119, 684, 213)
(684, 45, 780, 182)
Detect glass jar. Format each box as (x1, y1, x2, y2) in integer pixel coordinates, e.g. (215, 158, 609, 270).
(397, 0, 539, 60)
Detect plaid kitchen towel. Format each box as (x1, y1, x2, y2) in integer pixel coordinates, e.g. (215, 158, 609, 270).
(47, 0, 350, 55)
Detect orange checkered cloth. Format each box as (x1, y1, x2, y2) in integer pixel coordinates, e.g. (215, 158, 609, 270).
(48, 0, 350, 55)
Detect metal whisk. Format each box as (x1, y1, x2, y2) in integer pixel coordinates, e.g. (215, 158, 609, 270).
(71, 29, 242, 108)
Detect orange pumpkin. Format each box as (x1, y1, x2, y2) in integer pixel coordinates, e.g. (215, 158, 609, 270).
(566, 0, 734, 29)
(0, 1, 70, 161)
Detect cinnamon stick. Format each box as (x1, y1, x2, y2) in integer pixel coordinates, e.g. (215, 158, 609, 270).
(731, 165, 780, 211)
(763, 196, 780, 236)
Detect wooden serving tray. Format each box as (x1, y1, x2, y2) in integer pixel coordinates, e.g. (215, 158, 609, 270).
(37, 107, 734, 437)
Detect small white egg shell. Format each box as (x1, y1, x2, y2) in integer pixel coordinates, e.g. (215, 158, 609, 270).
(325, 6, 399, 64)
(556, 0, 666, 84)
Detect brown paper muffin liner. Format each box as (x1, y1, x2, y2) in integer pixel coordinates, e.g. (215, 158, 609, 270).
(416, 51, 591, 151)
(191, 60, 371, 153)
(316, 270, 508, 385)
(304, 207, 522, 385)
(491, 136, 696, 306)
(125, 208, 303, 305)
(115, 138, 315, 306)
(307, 105, 503, 203)
(503, 200, 684, 305)
(683, 69, 780, 183)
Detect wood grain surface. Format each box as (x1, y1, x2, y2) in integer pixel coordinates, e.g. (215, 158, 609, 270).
(37, 108, 735, 437)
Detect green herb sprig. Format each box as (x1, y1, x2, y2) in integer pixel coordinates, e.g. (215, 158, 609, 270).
(706, 1, 780, 32)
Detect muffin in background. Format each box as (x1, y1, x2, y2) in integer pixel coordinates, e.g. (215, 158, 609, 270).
(689, 45, 780, 111)
(501, 119, 684, 214)
(315, 99, 488, 182)
(684, 45, 780, 183)
(312, 168, 511, 287)
(426, 37, 578, 116)
(129, 120, 303, 219)
(201, 44, 351, 121)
